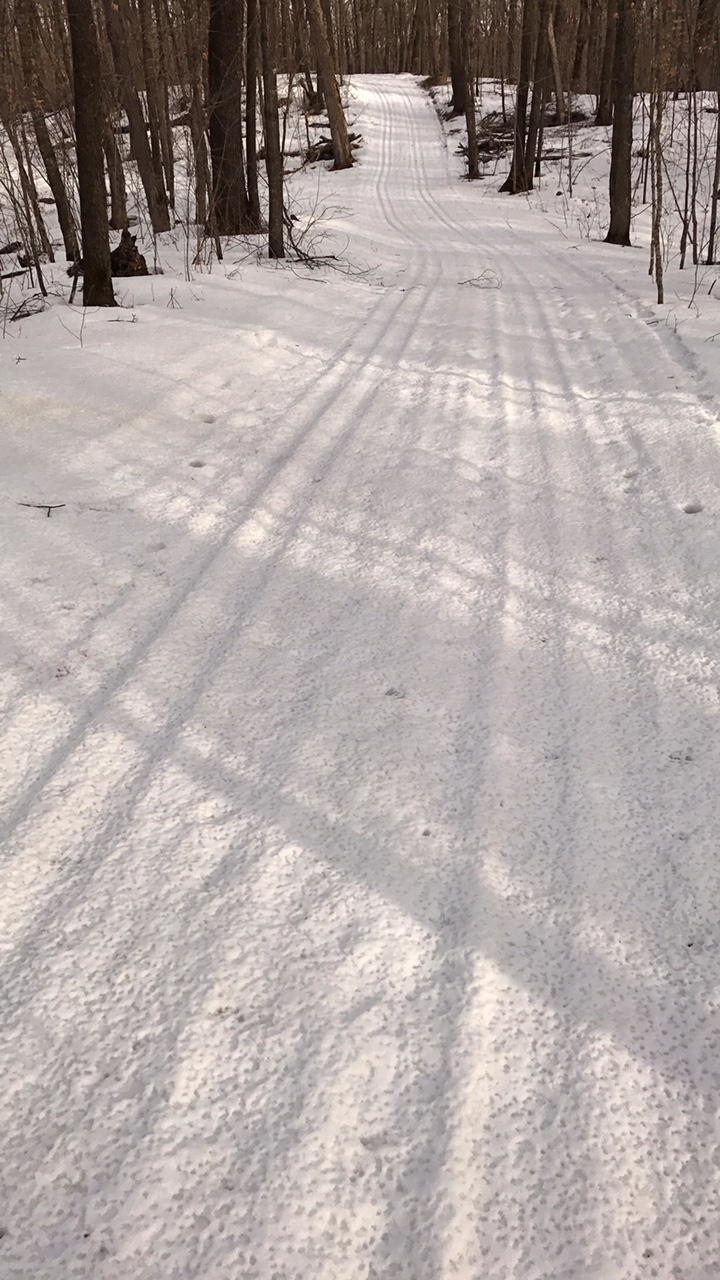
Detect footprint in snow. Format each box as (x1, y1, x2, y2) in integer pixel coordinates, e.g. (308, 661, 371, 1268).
(146, 540, 166, 552)
(194, 412, 216, 424)
(682, 500, 703, 514)
(189, 459, 206, 468)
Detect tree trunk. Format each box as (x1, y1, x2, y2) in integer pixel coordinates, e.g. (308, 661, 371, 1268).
(548, 7, 566, 125)
(500, 0, 537, 193)
(208, 0, 254, 235)
(138, 0, 174, 207)
(305, 0, 353, 168)
(246, 0, 263, 229)
(33, 110, 80, 260)
(259, 0, 284, 256)
(695, 0, 718, 88)
(102, 0, 171, 233)
(572, 0, 590, 88)
(524, 0, 553, 187)
(104, 122, 128, 231)
(596, 1, 618, 125)
(16, 0, 80, 261)
(189, 84, 210, 228)
(65, 0, 115, 305)
(448, 0, 469, 116)
(151, 0, 176, 205)
(605, 0, 636, 245)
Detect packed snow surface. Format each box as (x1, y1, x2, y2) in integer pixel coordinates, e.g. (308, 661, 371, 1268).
(2, 76, 720, 1280)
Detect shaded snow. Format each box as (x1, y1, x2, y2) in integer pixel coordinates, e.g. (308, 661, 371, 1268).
(1, 76, 720, 1280)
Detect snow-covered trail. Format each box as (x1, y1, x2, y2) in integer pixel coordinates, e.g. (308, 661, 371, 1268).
(2, 76, 720, 1280)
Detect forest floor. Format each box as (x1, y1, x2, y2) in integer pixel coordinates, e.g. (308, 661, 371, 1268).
(1, 75, 720, 1280)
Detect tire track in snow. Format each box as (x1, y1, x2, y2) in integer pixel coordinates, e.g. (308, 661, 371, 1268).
(3, 76, 720, 1280)
(0, 92, 437, 856)
(352, 76, 720, 1279)
(484, 245, 720, 1275)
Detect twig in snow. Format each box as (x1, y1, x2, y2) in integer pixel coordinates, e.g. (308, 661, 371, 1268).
(458, 268, 503, 289)
(18, 502, 66, 517)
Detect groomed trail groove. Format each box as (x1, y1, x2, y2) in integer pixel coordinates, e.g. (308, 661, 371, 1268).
(1, 75, 719, 1280)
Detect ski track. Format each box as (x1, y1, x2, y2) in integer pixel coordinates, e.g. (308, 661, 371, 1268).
(1, 75, 720, 1280)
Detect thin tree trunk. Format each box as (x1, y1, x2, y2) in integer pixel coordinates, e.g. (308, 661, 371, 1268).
(649, 90, 664, 302)
(572, 0, 590, 88)
(1, 108, 54, 264)
(259, 0, 284, 256)
(596, 1, 618, 125)
(305, 0, 353, 168)
(548, 7, 566, 124)
(102, 0, 171, 233)
(33, 110, 79, 259)
(246, 0, 263, 229)
(605, 0, 636, 245)
(448, 0, 469, 116)
(500, 0, 537, 193)
(152, 0, 176, 205)
(208, 0, 254, 235)
(525, 0, 553, 187)
(104, 122, 128, 230)
(465, 94, 479, 178)
(16, 0, 80, 261)
(66, 0, 115, 305)
(189, 84, 210, 228)
(138, 0, 173, 207)
(707, 92, 720, 263)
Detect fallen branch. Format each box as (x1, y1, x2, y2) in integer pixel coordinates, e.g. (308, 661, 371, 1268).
(18, 502, 66, 517)
(459, 269, 503, 289)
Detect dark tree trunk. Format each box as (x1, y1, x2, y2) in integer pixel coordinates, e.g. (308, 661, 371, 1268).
(695, 0, 718, 88)
(33, 110, 80, 260)
(548, 6, 566, 124)
(305, 0, 353, 168)
(246, 0, 263, 229)
(524, 0, 553, 187)
(16, 0, 80, 261)
(66, 0, 115, 305)
(189, 84, 210, 227)
(707, 90, 720, 264)
(605, 0, 636, 245)
(138, 0, 173, 207)
(596, 1, 618, 125)
(448, 0, 469, 116)
(501, 0, 537, 193)
(104, 122, 128, 230)
(150, 0, 176, 205)
(102, 0, 171, 233)
(208, 0, 254, 235)
(259, 0, 284, 256)
(458, 0, 477, 174)
(572, 1, 590, 88)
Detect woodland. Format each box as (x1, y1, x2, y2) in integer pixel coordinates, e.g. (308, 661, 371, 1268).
(3, 4, 720, 1279)
(0, 0, 719, 307)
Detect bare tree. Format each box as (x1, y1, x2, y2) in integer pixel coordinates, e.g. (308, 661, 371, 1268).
(605, 0, 637, 244)
(102, 0, 171, 233)
(207, 0, 255, 235)
(501, 0, 537, 193)
(305, 0, 354, 168)
(260, 0, 285, 256)
(65, 0, 115, 305)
